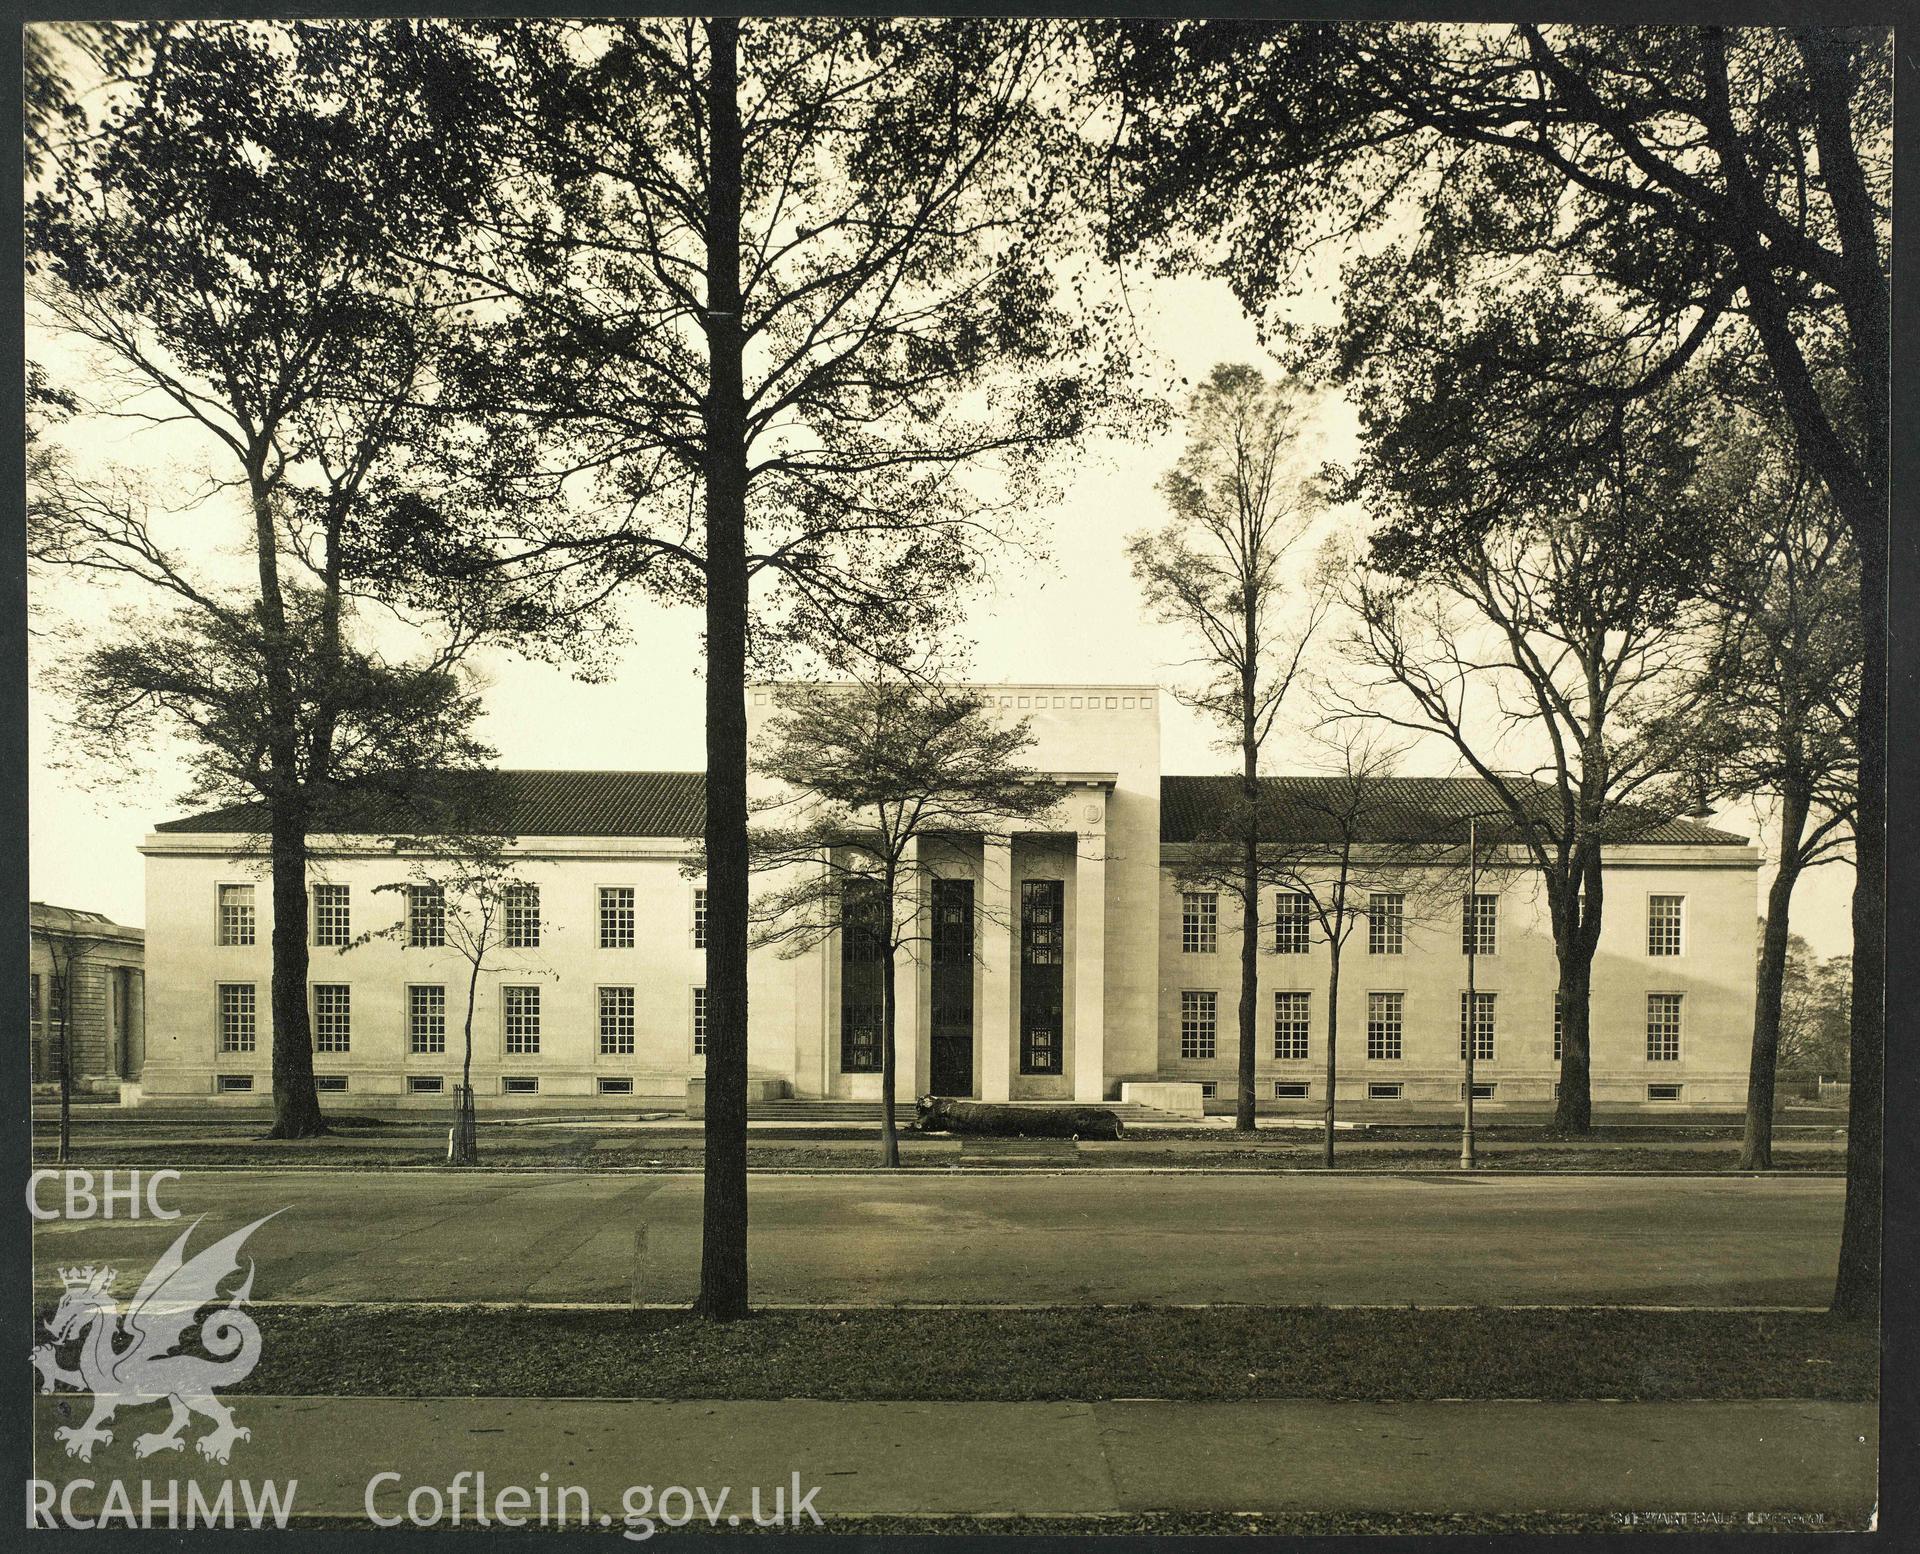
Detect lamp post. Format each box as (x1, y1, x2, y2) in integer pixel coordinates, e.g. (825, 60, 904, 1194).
(1461, 814, 1478, 1171)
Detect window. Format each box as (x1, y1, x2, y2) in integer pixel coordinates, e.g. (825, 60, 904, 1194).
(1020, 879, 1065, 1074)
(599, 886, 635, 949)
(1022, 879, 1063, 964)
(600, 986, 635, 1055)
(1553, 994, 1564, 1063)
(597, 1076, 634, 1096)
(1461, 1081, 1496, 1100)
(1198, 1080, 1218, 1099)
(312, 884, 350, 947)
(407, 984, 446, 1055)
(1179, 990, 1217, 1060)
(932, 878, 974, 1072)
(313, 984, 351, 1053)
(1646, 993, 1682, 1061)
(218, 984, 257, 1052)
(314, 1074, 348, 1092)
(218, 884, 256, 946)
(1023, 1024, 1061, 1073)
(407, 884, 445, 948)
(1462, 894, 1498, 956)
(1458, 991, 1496, 1062)
(1274, 1081, 1310, 1099)
(1273, 991, 1310, 1061)
(408, 1074, 445, 1094)
(504, 884, 540, 949)
(217, 1074, 254, 1093)
(692, 986, 708, 1057)
(1366, 992, 1403, 1060)
(503, 986, 541, 1055)
(692, 887, 708, 949)
(1274, 891, 1311, 954)
(1368, 1082, 1403, 1100)
(1648, 895, 1684, 956)
(1648, 1083, 1683, 1101)
(840, 880, 885, 1073)
(1367, 893, 1404, 955)
(502, 1075, 539, 1095)
(1180, 892, 1218, 954)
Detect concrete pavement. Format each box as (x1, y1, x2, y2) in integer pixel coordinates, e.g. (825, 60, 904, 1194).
(31, 1396, 1877, 1521)
(32, 1169, 1842, 1308)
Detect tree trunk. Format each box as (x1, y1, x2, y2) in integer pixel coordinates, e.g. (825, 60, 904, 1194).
(880, 931, 901, 1169)
(453, 959, 481, 1167)
(1742, 792, 1810, 1171)
(1697, 27, 1882, 1319)
(264, 803, 327, 1138)
(694, 13, 751, 1324)
(1322, 941, 1340, 1169)
(1237, 743, 1259, 1132)
(1550, 945, 1595, 1136)
(1833, 517, 1883, 1319)
(244, 435, 325, 1142)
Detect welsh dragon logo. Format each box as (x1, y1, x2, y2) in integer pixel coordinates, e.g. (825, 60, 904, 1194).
(32, 1212, 279, 1465)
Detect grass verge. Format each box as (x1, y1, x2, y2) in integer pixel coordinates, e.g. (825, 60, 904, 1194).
(222, 1305, 1876, 1403)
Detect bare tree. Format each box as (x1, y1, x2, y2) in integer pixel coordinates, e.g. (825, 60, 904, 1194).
(1171, 729, 1489, 1164)
(1664, 412, 1858, 1169)
(374, 18, 1145, 1318)
(747, 678, 1068, 1166)
(1336, 496, 1707, 1135)
(350, 829, 547, 1167)
(1128, 363, 1326, 1131)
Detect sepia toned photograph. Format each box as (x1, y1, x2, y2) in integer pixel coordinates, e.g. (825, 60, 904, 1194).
(19, 12, 1889, 1539)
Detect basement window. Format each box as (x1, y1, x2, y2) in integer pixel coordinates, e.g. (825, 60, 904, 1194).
(314, 1075, 348, 1093)
(1460, 1082, 1496, 1101)
(1647, 1083, 1683, 1102)
(1273, 1081, 1310, 1099)
(597, 1076, 635, 1096)
(1198, 1081, 1218, 1099)
(502, 1076, 540, 1095)
(408, 1075, 445, 1095)
(215, 1074, 254, 1094)
(1367, 1082, 1403, 1100)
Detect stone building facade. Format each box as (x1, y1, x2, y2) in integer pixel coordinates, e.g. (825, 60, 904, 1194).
(133, 684, 1759, 1110)
(30, 902, 146, 1093)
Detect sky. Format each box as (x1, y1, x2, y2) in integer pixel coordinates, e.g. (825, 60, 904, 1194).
(25, 261, 1858, 961)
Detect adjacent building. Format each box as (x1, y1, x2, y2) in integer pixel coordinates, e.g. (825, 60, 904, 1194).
(30, 902, 146, 1093)
(133, 684, 1759, 1110)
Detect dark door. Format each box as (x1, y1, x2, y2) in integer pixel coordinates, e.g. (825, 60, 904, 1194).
(929, 879, 975, 1096)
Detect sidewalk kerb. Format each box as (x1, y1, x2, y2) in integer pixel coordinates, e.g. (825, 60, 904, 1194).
(193, 1297, 1836, 1314)
(23, 1162, 1848, 1179)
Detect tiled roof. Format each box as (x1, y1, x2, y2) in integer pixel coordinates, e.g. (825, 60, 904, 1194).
(1160, 776, 1748, 848)
(154, 771, 706, 840)
(155, 769, 1743, 848)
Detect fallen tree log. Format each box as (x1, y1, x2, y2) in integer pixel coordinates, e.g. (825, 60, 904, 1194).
(915, 1095, 1125, 1140)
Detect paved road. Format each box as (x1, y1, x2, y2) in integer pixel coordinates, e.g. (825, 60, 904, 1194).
(31, 1171, 1841, 1308)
